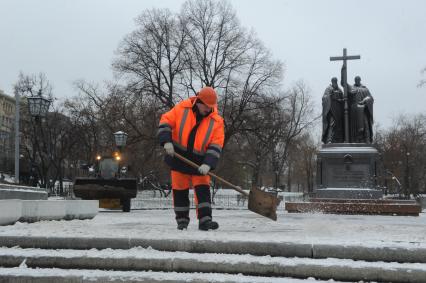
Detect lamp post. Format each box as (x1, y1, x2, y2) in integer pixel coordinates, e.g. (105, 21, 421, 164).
(14, 90, 20, 184)
(24, 94, 51, 186)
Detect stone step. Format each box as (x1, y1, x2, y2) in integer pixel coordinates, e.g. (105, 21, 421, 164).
(1, 235, 425, 263)
(0, 247, 425, 283)
(0, 267, 335, 283)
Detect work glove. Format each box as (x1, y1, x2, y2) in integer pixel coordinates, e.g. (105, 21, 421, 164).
(163, 142, 174, 156)
(198, 164, 211, 175)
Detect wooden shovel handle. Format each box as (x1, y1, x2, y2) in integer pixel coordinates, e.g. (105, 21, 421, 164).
(173, 152, 249, 197)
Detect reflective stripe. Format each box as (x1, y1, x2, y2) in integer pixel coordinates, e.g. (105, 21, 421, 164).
(209, 143, 222, 152)
(206, 149, 220, 158)
(178, 108, 189, 145)
(159, 123, 171, 128)
(157, 127, 171, 134)
(201, 119, 215, 153)
(197, 202, 211, 209)
(199, 216, 212, 224)
(174, 206, 190, 212)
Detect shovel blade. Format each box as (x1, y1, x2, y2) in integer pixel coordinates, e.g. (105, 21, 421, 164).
(248, 187, 281, 221)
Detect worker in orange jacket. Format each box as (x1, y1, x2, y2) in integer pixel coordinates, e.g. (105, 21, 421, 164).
(158, 86, 225, 231)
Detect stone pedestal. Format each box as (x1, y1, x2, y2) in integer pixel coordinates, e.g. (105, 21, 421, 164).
(315, 143, 382, 199)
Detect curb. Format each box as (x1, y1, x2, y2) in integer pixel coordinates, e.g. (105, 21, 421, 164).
(0, 186, 48, 200)
(0, 200, 98, 225)
(0, 200, 22, 225)
(313, 243, 426, 263)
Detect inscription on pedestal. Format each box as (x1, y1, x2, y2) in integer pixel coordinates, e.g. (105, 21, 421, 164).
(327, 164, 370, 187)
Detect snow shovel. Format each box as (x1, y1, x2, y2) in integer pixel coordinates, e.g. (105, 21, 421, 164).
(174, 152, 281, 221)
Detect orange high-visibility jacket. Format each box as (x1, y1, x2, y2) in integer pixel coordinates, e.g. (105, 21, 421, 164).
(158, 97, 225, 175)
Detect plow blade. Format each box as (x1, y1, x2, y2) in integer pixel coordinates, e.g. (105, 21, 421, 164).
(73, 177, 137, 200)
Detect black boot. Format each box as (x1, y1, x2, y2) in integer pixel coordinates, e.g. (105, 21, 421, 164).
(199, 220, 219, 231)
(177, 222, 188, 230)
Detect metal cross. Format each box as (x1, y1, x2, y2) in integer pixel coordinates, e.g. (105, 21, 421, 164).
(330, 48, 361, 143)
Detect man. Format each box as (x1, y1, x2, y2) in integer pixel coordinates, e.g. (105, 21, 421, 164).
(322, 77, 344, 144)
(347, 76, 374, 143)
(158, 86, 225, 231)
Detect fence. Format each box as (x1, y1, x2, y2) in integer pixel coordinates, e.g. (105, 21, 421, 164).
(52, 185, 306, 210)
(130, 190, 305, 210)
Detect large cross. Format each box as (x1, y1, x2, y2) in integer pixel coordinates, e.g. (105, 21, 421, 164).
(330, 48, 361, 143)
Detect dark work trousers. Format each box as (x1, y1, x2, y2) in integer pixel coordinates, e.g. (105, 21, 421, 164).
(171, 170, 212, 225)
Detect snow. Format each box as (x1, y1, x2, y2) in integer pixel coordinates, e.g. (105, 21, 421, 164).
(0, 187, 45, 193)
(1, 200, 425, 282)
(1, 246, 426, 271)
(0, 267, 345, 282)
(319, 147, 378, 153)
(1, 209, 425, 249)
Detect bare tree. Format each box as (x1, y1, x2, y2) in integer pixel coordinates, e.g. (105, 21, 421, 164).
(181, 0, 251, 89)
(376, 114, 426, 196)
(181, 0, 283, 145)
(78, 0, 285, 184)
(235, 97, 283, 187)
(270, 81, 318, 190)
(71, 80, 168, 178)
(15, 73, 82, 190)
(14, 73, 54, 187)
(113, 8, 188, 109)
(289, 134, 318, 193)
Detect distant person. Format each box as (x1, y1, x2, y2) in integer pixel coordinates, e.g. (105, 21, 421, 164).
(322, 77, 344, 143)
(158, 86, 225, 231)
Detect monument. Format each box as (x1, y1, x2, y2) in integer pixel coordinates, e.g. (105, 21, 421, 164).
(316, 48, 382, 199)
(285, 48, 422, 215)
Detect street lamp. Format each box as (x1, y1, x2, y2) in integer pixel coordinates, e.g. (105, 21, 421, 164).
(27, 94, 51, 119)
(113, 131, 128, 149)
(14, 93, 51, 185)
(114, 131, 128, 177)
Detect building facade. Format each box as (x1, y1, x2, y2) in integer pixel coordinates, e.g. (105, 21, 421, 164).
(0, 89, 15, 173)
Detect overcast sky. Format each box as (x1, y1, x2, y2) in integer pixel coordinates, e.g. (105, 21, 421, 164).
(0, 0, 425, 130)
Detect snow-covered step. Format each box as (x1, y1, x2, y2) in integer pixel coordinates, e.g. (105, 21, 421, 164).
(0, 267, 347, 283)
(0, 247, 425, 283)
(1, 235, 425, 263)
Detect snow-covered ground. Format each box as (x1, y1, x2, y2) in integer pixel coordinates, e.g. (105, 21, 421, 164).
(1, 208, 426, 282)
(1, 209, 425, 249)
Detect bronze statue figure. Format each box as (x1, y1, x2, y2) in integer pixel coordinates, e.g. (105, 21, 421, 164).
(347, 76, 374, 143)
(326, 49, 374, 144)
(322, 77, 344, 143)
